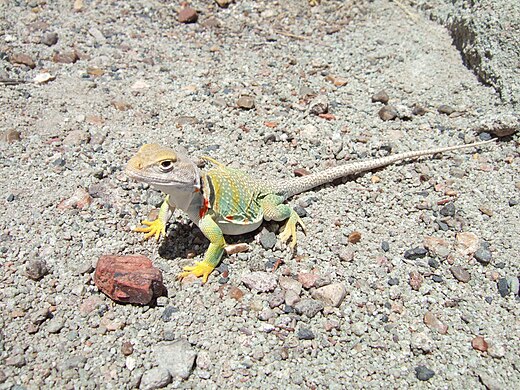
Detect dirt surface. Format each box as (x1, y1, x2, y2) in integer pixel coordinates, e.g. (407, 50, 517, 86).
(1, 0, 519, 388)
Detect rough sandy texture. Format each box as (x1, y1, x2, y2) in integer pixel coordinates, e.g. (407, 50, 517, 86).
(1, 0, 519, 389)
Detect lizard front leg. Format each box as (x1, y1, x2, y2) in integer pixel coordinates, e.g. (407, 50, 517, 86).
(261, 195, 306, 249)
(134, 195, 176, 240)
(178, 214, 226, 283)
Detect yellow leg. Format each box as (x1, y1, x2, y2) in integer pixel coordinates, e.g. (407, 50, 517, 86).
(177, 214, 226, 283)
(134, 195, 174, 241)
(261, 195, 306, 249)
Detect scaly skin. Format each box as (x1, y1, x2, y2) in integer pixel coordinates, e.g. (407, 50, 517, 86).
(125, 139, 495, 283)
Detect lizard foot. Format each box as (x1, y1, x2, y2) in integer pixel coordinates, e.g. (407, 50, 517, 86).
(177, 261, 215, 284)
(134, 218, 166, 241)
(279, 212, 306, 249)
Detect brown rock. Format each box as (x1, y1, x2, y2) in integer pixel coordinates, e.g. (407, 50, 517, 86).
(409, 270, 423, 291)
(228, 286, 244, 301)
(237, 95, 255, 109)
(121, 341, 134, 356)
(325, 74, 348, 87)
(378, 105, 398, 121)
(10, 53, 36, 69)
(371, 90, 389, 104)
(412, 104, 427, 116)
(178, 7, 198, 23)
(52, 50, 79, 64)
(1, 129, 21, 143)
(94, 255, 166, 305)
(451, 266, 471, 283)
(423, 311, 448, 334)
(348, 231, 361, 244)
(25, 259, 49, 280)
(472, 336, 488, 352)
(423, 236, 451, 258)
(111, 100, 132, 111)
(298, 272, 319, 289)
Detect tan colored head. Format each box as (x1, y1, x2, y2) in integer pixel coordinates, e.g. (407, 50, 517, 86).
(125, 144, 200, 191)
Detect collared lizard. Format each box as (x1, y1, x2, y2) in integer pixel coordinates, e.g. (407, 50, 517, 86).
(125, 139, 495, 283)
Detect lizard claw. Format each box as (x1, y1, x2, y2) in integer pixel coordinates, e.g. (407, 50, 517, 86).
(279, 212, 306, 249)
(134, 219, 166, 241)
(177, 261, 215, 284)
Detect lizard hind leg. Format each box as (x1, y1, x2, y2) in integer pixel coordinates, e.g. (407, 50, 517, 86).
(262, 195, 306, 249)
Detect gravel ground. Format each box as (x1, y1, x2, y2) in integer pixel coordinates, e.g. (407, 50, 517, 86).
(1, 0, 519, 389)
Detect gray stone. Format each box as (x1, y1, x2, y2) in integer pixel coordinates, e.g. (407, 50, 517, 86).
(297, 328, 315, 340)
(294, 299, 324, 318)
(259, 231, 277, 249)
(155, 339, 197, 380)
(474, 247, 492, 265)
(497, 278, 509, 297)
(415, 365, 435, 381)
(140, 367, 172, 390)
(25, 259, 49, 280)
(47, 318, 65, 334)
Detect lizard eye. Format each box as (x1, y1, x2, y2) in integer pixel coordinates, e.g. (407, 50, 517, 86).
(159, 160, 174, 172)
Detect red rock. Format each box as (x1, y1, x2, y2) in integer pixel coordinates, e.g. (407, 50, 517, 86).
(178, 7, 198, 23)
(472, 336, 488, 352)
(409, 270, 423, 291)
(298, 272, 319, 289)
(94, 255, 165, 305)
(348, 231, 362, 244)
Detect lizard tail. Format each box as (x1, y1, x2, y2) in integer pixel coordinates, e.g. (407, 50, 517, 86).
(274, 139, 496, 199)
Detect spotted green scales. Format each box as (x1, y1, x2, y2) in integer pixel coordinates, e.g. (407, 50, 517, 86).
(125, 139, 494, 283)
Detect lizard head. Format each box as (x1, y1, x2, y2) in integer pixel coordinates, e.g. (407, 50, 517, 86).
(125, 144, 200, 192)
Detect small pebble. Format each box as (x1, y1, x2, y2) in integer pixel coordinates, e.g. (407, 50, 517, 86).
(161, 306, 178, 322)
(388, 277, 399, 286)
(403, 247, 427, 260)
(409, 271, 423, 291)
(474, 247, 492, 265)
(509, 198, 518, 207)
(428, 258, 440, 269)
(497, 278, 509, 297)
(415, 365, 435, 381)
(25, 259, 49, 280)
(121, 341, 134, 356)
(41, 32, 58, 46)
(237, 95, 255, 109)
(348, 231, 361, 244)
(297, 328, 315, 340)
(471, 336, 488, 352)
(451, 266, 471, 283)
(259, 231, 277, 250)
(140, 367, 172, 390)
(437, 105, 455, 115)
(431, 275, 443, 283)
(378, 105, 398, 121)
(294, 299, 324, 318)
(381, 241, 390, 252)
(178, 7, 198, 23)
(371, 90, 389, 104)
(439, 202, 456, 217)
(424, 311, 448, 334)
(412, 104, 427, 116)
